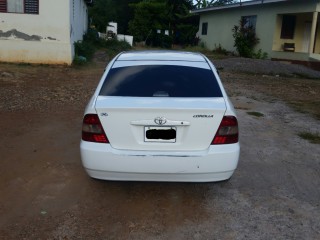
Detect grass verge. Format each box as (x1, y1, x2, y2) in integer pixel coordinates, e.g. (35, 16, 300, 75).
(247, 111, 264, 117)
(298, 132, 320, 144)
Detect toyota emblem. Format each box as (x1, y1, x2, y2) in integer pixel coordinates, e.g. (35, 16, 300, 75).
(154, 117, 167, 125)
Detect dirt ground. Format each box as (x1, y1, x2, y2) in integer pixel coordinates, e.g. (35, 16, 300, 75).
(0, 54, 320, 239)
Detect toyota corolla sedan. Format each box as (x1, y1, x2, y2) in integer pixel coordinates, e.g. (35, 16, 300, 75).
(80, 51, 240, 182)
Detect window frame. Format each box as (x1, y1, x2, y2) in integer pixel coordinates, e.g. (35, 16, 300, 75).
(202, 22, 208, 35)
(99, 65, 223, 98)
(280, 15, 296, 39)
(0, 0, 39, 14)
(241, 15, 257, 30)
(0, 0, 7, 12)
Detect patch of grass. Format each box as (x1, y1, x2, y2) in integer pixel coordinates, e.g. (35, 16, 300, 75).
(298, 132, 320, 144)
(213, 43, 228, 55)
(17, 62, 32, 67)
(227, 90, 242, 97)
(235, 106, 250, 110)
(247, 111, 264, 117)
(249, 96, 259, 101)
(293, 72, 318, 80)
(184, 45, 211, 54)
(289, 101, 320, 120)
(182, 45, 228, 60)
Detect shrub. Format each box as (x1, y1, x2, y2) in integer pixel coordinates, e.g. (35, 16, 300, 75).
(161, 35, 173, 49)
(73, 29, 132, 64)
(147, 32, 173, 49)
(253, 49, 268, 59)
(83, 28, 100, 44)
(73, 55, 87, 65)
(102, 39, 132, 56)
(74, 40, 95, 61)
(213, 44, 228, 55)
(232, 18, 260, 58)
(199, 41, 206, 49)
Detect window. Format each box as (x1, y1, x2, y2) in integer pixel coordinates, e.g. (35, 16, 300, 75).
(0, 0, 39, 14)
(8, 0, 23, 13)
(202, 22, 208, 35)
(242, 15, 257, 30)
(0, 0, 7, 12)
(281, 15, 296, 39)
(100, 65, 223, 98)
(25, 0, 38, 14)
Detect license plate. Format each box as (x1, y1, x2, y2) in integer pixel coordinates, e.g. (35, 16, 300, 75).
(144, 127, 176, 143)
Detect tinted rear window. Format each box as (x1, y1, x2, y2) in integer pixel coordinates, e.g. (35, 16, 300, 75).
(99, 65, 222, 97)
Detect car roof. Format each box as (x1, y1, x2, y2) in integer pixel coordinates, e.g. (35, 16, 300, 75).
(116, 51, 207, 62)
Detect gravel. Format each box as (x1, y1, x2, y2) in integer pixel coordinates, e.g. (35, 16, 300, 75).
(1, 57, 319, 113)
(0, 66, 98, 111)
(1, 56, 320, 240)
(213, 58, 320, 79)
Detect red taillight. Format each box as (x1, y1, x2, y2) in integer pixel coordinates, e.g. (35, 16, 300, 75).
(212, 116, 239, 144)
(82, 114, 109, 143)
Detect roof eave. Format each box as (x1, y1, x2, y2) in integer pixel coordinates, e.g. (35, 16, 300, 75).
(191, 0, 289, 14)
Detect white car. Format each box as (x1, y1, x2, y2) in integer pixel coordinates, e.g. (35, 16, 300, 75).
(80, 51, 239, 182)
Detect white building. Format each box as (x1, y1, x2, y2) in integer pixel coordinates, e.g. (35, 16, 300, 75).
(0, 0, 91, 65)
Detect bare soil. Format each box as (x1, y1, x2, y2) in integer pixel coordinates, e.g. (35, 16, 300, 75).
(0, 54, 319, 239)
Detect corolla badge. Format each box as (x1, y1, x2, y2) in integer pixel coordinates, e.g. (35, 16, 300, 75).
(193, 114, 214, 118)
(154, 117, 167, 125)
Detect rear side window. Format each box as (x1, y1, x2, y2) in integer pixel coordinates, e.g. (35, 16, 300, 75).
(99, 65, 222, 97)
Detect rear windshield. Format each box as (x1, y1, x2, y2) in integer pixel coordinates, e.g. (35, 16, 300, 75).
(99, 65, 222, 97)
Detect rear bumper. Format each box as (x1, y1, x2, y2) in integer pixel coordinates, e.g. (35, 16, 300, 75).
(80, 141, 240, 182)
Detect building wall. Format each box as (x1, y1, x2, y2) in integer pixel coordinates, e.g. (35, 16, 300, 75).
(70, 0, 88, 57)
(69, 0, 88, 58)
(198, 1, 318, 58)
(315, 28, 320, 54)
(0, 0, 88, 65)
(314, 4, 320, 54)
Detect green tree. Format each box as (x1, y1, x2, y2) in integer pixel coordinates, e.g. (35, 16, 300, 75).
(89, 0, 116, 32)
(128, 0, 198, 46)
(128, 1, 167, 42)
(194, 0, 237, 8)
(90, 0, 199, 46)
(166, 0, 198, 45)
(89, 0, 139, 34)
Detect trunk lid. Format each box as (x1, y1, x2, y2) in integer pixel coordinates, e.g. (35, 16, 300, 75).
(95, 96, 226, 151)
